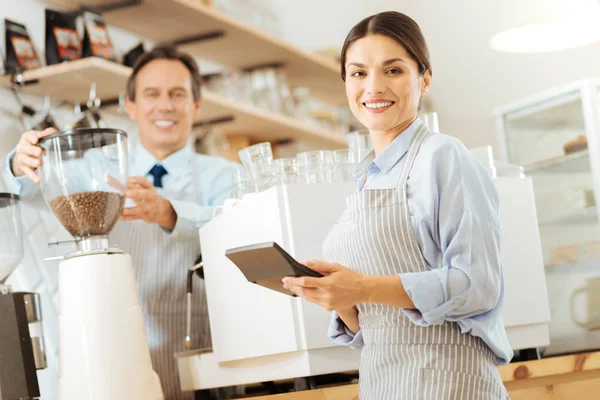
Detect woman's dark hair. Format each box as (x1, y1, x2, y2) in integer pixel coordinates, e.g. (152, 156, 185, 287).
(126, 45, 202, 101)
(340, 11, 432, 81)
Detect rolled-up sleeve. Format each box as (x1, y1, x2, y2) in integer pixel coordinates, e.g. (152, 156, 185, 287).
(400, 212, 502, 326)
(400, 139, 503, 327)
(328, 311, 364, 349)
(165, 158, 242, 241)
(167, 199, 213, 241)
(3, 150, 39, 197)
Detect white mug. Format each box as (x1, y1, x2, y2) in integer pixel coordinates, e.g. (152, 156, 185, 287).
(570, 277, 600, 331)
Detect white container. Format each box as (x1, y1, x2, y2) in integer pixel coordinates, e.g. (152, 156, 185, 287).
(58, 253, 164, 400)
(176, 184, 359, 390)
(495, 176, 551, 350)
(202, 183, 356, 363)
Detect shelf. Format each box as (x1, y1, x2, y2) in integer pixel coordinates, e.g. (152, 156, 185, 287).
(524, 150, 590, 174)
(43, 0, 345, 105)
(201, 91, 346, 149)
(505, 92, 585, 130)
(545, 256, 600, 268)
(538, 206, 597, 226)
(0, 57, 131, 103)
(544, 238, 600, 268)
(0, 59, 346, 149)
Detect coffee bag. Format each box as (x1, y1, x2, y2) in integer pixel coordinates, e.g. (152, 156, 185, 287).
(45, 9, 82, 65)
(5, 18, 41, 74)
(82, 8, 117, 61)
(122, 43, 145, 67)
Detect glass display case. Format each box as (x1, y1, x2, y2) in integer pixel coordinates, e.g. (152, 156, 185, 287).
(495, 79, 600, 356)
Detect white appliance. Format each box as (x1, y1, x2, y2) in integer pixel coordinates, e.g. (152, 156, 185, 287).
(38, 128, 163, 400)
(495, 177, 551, 350)
(471, 146, 551, 351)
(177, 183, 360, 390)
(0, 193, 47, 399)
(177, 172, 551, 391)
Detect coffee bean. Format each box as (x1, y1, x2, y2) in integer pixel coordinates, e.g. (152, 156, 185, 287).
(49, 191, 124, 238)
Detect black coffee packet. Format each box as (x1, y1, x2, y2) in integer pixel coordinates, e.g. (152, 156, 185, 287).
(45, 9, 82, 65)
(5, 19, 41, 74)
(122, 42, 145, 67)
(82, 8, 117, 61)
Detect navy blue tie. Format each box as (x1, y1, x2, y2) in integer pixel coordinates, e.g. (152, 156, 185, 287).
(149, 164, 168, 188)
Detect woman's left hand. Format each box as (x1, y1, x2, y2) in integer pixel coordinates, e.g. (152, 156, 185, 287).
(282, 261, 368, 311)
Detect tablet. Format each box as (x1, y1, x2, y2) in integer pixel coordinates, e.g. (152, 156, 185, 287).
(225, 241, 323, 296)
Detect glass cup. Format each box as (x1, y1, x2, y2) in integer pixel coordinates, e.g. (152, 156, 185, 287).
(346, 130, 371, 151)
(296, 150, 334, 184)
(332, 149, 358, 183)
(238, 142, 274, 188)
(273, 158, 299, 185)
(231, 169, 255, 199)
(238, 142, 273, 170)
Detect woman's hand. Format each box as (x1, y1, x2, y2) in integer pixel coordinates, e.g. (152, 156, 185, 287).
(283, 261, 417, 311)
(282, 261, 369, 311)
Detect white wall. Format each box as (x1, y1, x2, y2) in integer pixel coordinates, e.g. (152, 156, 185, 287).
(271, 0, 600, 153)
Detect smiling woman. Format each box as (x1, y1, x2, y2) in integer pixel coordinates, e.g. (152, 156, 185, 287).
(340, 12, 432, 154)
(283, 11, 512, 400)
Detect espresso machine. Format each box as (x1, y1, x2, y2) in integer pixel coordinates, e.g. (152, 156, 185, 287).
(37, 128, 164, 400)
(0, 193, 46, 400)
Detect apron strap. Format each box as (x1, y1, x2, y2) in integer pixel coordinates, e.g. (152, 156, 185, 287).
(398, 121, 430, 197)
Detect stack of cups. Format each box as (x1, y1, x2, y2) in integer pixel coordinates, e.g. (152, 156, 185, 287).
(332, 149, 360, 182)
(238, 142, 276, 191)
(346, 130, 372, 152)
(273, 158, 300, 185)
(296, 150, 334, 184)
(231, 169, 255, 199)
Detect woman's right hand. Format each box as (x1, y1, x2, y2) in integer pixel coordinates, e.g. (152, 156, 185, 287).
(10, 128, 56, 183)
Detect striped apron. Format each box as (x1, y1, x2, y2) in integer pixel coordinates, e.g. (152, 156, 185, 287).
(110, 187, 210, 400)
(322, 123, 508, 399)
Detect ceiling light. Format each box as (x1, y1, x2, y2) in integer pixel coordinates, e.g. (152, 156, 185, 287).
(490, 0, 600, 53)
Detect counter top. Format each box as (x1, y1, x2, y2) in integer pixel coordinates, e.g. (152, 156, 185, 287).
(243, 351, 600, 400)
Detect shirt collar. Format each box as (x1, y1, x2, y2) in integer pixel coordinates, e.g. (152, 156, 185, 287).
(352, 149, 376, 181)
(352, 117, 423, 186)
(134, 144, 192, 179)
(372, 117, 423, 174)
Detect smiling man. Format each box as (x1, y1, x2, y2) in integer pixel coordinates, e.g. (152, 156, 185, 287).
(4, 46, 241, 400)
(112, 46, 241, 400)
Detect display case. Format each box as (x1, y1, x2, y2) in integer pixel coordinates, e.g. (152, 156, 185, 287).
(495, 79, 600, 356)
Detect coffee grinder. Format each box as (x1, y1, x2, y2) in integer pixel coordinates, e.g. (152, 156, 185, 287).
(0, 193, 46, 400)
(38, 128, 164, 400)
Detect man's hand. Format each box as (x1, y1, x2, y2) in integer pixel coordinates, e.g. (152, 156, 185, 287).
(121, 176, 177, 230)
(11, 128, 56, 183)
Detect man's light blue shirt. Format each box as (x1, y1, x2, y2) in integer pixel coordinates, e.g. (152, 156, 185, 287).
(3, 143, 241, 241)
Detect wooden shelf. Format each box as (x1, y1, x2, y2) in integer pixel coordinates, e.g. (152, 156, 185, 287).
(524, 150, 590, 174)
(201, 91, 346, 149)
(1, 59, 346, 149)
(0, 57, 131, 103)
(43, 0, 345, 105)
